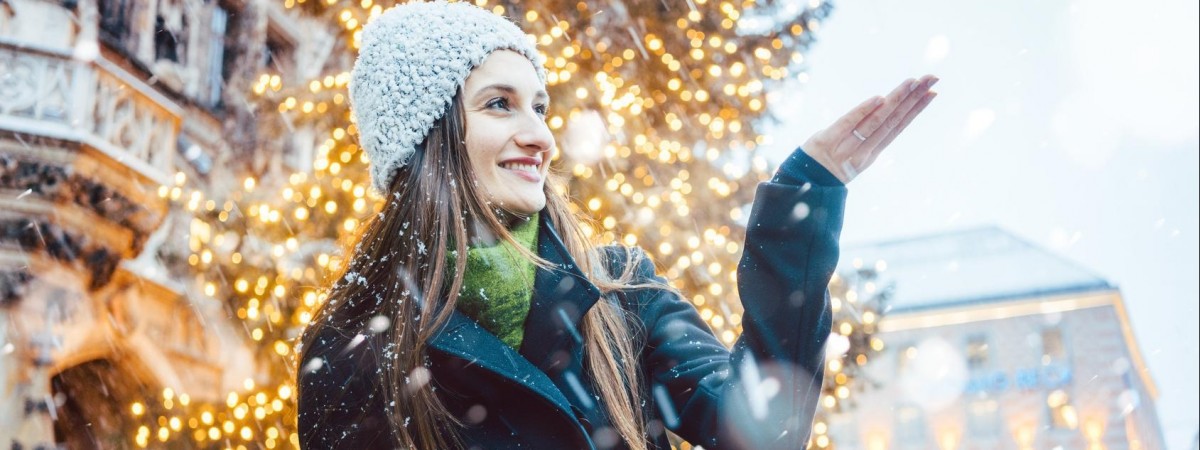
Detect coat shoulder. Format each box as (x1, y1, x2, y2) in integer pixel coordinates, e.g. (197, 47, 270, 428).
(595, 244, 682, 330)
(597, 244, 660, 283)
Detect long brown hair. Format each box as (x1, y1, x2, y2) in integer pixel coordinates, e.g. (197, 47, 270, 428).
(300, 91, 662, 449)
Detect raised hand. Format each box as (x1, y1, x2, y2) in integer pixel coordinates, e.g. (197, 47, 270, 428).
(801, 75, 939, 183)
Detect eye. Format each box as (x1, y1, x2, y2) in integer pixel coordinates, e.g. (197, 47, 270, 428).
(486, 97, 511, 111)
(534, 103, 549, 117)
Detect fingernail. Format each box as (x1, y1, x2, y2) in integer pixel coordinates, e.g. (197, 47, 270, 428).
(908, 80, 919, 92)
(927, 77, 940, 88)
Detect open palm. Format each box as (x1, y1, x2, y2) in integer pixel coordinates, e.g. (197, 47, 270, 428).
(802, 75, 940, 183)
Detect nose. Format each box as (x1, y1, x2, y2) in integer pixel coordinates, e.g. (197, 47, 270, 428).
(513, 111, 555, 155)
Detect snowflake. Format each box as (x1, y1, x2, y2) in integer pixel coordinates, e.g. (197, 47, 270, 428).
(345, 271, 368, 286)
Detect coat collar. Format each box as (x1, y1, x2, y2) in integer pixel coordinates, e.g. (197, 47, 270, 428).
(427, 210, 602, 424)
(519, 211, 603, 369)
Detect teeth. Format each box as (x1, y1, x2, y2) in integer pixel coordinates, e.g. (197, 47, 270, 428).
(501, 163, 538, 174)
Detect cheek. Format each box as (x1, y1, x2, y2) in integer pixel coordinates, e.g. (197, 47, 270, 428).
(464, 126, 500, 173)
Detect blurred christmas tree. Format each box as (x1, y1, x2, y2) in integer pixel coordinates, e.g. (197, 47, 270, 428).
(124, 0, 901, 448)
(810, 262, 892, 449)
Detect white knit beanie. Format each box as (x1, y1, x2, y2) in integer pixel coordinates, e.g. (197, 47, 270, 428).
(349, 1, 547, 194)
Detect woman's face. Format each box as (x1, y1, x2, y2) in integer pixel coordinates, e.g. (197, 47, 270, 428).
(462, 50, 554, 217)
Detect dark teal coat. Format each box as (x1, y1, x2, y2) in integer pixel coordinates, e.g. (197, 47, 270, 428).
(298, 151, 846, 449)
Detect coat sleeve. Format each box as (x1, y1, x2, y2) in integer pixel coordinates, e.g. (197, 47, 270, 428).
(632, 148, 846, 449)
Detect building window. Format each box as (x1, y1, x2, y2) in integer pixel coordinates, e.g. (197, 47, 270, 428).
(966, 398, 1001, 438)
(966, 334, 989, 370)
(205, 6, 229, 107)
(263, 26, 297, 82)
(1046, 389, 1079, 430)
(1042, 327, 1066, 364)
(265, 38, 285, 71)
(98, 0, 135, 48)
(154, 15, 184, 63)
(894, 404, 928, 448)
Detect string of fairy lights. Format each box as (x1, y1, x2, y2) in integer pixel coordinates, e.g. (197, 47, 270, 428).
(124, 0, 891, 448)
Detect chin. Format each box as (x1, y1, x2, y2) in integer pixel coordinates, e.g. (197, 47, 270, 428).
(515, 200, 546, 215)
(494, 194, 545, 217)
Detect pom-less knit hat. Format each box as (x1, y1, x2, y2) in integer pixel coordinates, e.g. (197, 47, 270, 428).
(349, 1, 547, 194)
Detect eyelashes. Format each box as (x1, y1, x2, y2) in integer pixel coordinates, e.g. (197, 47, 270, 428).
(486, 97, 549, 117)
(485, 97, 510, 110)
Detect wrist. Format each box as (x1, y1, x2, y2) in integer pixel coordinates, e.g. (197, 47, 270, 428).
(773, 147, 844, 187)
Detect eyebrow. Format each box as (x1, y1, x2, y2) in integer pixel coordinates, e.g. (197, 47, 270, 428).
(470, 83, 549, 104)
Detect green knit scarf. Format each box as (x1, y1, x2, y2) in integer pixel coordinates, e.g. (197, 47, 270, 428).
(445, 213, 539, 350)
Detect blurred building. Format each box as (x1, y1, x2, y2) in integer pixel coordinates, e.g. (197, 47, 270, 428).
(0, 0, 330, 447)
(826, 226, 1165, 450)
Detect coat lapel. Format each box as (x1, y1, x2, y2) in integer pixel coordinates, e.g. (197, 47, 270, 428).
(426, 211, 601, 429)
(518, 212, 602, 371)
(427, 312, 577, 419)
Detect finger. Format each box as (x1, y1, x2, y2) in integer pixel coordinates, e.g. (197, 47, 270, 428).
(855, 75, 937, 144)
(859, 77, 937, 154)
(825, 95, 885, 141)
(826, 77, 925, 179)
(833, 76, 929, 157)
(863, 91, 938, 166)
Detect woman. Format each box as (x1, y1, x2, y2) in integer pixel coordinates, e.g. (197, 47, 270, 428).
(297, 2, 938, 449)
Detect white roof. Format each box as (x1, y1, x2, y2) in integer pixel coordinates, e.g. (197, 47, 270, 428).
(839, 226, 1113, 313)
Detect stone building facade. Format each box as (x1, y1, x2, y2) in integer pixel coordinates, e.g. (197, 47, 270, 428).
(826, 227, 1165, 449)
(0, 0, 332, 447)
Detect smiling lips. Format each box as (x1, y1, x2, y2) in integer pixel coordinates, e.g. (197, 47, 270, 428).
(499, 160, 543, 182)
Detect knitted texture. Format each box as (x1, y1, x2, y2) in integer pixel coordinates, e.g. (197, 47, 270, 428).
(446, 214, 539, 349)
(349, 1, 547, 194)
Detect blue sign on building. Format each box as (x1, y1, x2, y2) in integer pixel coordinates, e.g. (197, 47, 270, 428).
(966, 364, 1072, 394)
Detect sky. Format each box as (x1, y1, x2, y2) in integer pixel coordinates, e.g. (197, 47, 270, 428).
(759, 0, 1199, 447)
